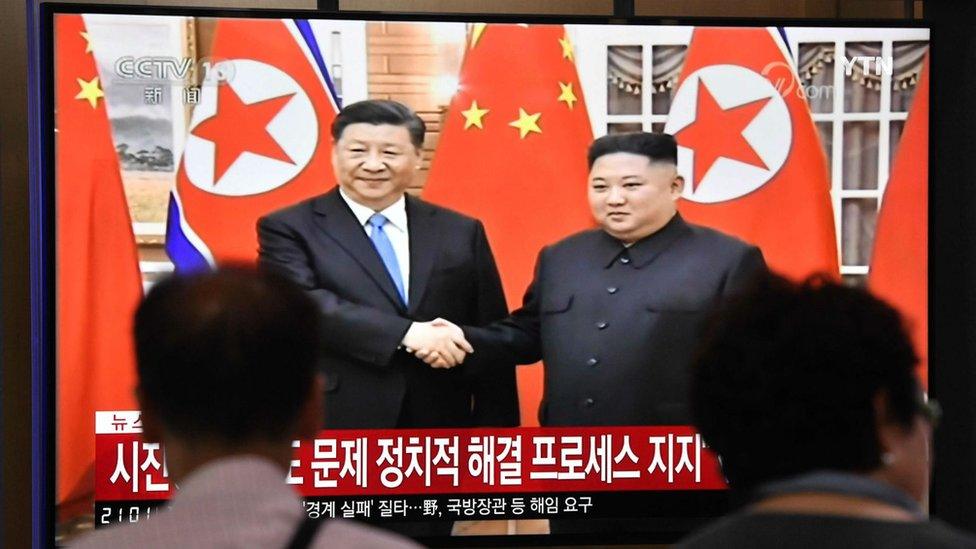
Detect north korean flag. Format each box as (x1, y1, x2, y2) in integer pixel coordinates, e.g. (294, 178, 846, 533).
(166, 18, 339, 270)
(664, 27, 838, 279)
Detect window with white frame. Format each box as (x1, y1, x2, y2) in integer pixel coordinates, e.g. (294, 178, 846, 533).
(788, 28, 928, 286)
(571, 25, 929, 286)
(110, 18, 369, 288)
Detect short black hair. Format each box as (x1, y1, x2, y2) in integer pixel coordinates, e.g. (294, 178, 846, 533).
(587, 131, 678, 169)
(691, 273, 921, 492)
(134, 266, 320, 443)
(331, 99, 426, 149)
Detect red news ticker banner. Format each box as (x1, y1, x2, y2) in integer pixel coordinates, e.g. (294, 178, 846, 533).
(95, 411, 728, 502)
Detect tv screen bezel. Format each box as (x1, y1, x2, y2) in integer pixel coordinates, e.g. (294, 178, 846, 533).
(33, 3, 934, 546)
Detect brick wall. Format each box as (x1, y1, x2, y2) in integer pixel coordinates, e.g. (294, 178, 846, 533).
(366, 21, 464, 193)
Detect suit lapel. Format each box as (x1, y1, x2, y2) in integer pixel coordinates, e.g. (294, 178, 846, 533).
(312, 189, 406, 312)
(405, 195, 440, 315)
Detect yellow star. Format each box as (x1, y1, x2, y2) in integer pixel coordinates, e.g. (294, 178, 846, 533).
(75, 76, 104, 109)
(461, 100, 489, 130)
(558, 36, 574, 61)
(470, 23, 487, 49)
(508, 108, 542, 139)
(557, 82, 578, 110)
(80, 31, 93, 54)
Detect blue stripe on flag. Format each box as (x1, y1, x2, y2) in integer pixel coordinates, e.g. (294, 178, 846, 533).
(164, 192, 211, 274)
(295, 19, 342, 109)
(777, 27, 792, 55)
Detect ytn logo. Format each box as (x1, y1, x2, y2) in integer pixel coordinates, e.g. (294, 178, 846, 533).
(840, 55, 894, 77)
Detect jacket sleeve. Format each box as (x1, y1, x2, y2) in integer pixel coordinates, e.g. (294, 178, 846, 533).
(257, 214, 412, 368)
(466, 221, 520, 427)
(463, 245, 545, 366)
(722, 245, 768, 298)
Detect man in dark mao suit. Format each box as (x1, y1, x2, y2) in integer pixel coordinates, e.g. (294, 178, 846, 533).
(421, 132, 766, 427)
(258, 100, 517, 430)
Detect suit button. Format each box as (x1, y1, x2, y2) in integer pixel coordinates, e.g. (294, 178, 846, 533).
(620, 256, 631, 264)
(596, 321, 608, 330)
(607, 286, 618, 294)
(586, 357, 599, 366)
(584, 397, 595, 407)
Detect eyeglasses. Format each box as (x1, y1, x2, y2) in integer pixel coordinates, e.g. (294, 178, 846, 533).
(917, 398, 942, 428)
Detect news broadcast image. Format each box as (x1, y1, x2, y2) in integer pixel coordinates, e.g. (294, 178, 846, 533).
(52, 12, 929, 541)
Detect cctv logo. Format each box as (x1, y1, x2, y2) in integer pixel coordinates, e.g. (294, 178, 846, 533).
(114, 56, 235, 83)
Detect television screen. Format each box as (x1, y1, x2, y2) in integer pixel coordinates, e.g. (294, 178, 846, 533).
(47, 6, 930, 545)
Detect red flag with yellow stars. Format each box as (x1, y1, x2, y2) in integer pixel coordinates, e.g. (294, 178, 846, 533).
(663, 28, 838, 279)
(424, 24, 594, 426)
(870, 56, 929, 385)
(54, 14, 143, 513)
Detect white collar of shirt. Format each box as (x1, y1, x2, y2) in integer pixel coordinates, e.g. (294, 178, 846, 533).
(338, 187, 411, 299)
(338, 187, 408, 235)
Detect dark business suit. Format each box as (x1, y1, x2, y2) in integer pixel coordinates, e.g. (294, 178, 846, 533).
(465, 213, 766, 426)
(257, 188, 518, 429)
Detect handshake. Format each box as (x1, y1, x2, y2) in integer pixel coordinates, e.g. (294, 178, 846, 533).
(401, 318, 473, 369)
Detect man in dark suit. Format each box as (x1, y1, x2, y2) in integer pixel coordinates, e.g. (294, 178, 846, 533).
(258, 100, 517, 429)
(421, 132, 766, 427)
(73, 268, 420, 548)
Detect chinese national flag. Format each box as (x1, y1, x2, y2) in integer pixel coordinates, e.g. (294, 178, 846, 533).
(664, 28, 838, 279)
(870, 57, 929, 385)
(168, 19, 338, 269)
(55, 14, 143, 511)
(424, 24, 594, 426)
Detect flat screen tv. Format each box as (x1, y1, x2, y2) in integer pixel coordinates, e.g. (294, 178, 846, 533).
(35, 3, 930, 546)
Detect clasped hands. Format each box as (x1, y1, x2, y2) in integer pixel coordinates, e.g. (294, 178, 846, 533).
(401, 318, 471, 369)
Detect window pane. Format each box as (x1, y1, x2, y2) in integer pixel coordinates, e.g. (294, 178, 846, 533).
(816, 121, 833, 184)
(607, 123, 642, 135)
(842, 121, 879, 190)
(844, 42, 882, 112)
(889, 120, 905, 170)
(651, 45, 686, 115)
(608, 45, 642, 115)
(798, 42, 834, 113)
(651, 122, 666, 134)
(892, 41, 929, 112)
(841, 198, 878, 266)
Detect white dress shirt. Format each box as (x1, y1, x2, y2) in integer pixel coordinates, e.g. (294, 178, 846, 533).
(69, 455, 422, 549)
(339, 188, 411, 300)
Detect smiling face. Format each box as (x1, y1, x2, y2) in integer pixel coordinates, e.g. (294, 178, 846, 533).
(587, 152, 685, 244)
(332, 123, 422, 211)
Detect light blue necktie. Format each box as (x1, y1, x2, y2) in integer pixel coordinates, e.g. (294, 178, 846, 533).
(367, 213, 407, 306)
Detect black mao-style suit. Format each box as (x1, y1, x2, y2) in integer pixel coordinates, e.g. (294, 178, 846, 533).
(257, 188, 518, 429)
(465, 213, 766, 426)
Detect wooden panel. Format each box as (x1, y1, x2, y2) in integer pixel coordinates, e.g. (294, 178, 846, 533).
(342, 0, 613, 15)
(2, 0, 31, 548)
(50, 0, 314, 6)
(637, 0, 809, 17)
(636, 0, 911, 19)
(838, 0, 912, 18)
